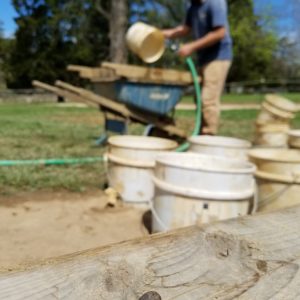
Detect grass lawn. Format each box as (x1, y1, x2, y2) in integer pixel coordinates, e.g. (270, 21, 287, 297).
(0, 101, 299, 195)
(0, 103, 106, 195)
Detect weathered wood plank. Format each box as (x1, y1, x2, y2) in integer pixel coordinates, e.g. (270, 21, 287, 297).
(67, 65, 119, 81)
(2, 206, 300, 299)
(32, 80, 99, 108)
(101, 61, 195, 85)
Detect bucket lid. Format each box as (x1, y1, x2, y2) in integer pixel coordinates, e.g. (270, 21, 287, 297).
(108, 135, 178, 150)
(155, 152, 256, 174)
(248, 148, 300, 163)
(188, 135, 252, 149)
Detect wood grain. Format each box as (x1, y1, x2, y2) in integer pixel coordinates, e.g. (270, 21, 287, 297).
(67, 65, 118, 82)
(67, 63, 196, 85)
(101, 62, 194, 85)
(1, 206, 300, 299)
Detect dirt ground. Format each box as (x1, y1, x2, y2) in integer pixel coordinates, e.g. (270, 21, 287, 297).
(0, 190, 149, 272)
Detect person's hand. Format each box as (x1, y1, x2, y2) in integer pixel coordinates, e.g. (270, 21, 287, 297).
(178, 43, 194, 57)
(162, 29, 174, 39)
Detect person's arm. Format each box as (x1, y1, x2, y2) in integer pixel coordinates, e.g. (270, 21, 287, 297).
(178, 26, 226, 57)
(162, 25, 191, 39)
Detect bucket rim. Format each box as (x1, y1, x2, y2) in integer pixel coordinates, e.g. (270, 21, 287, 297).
(155, 152, 256, 174)
(248, 148, 300, 163)
(152, 175, 255, 200)
(262, 102, 294, 119)
(288, 130, 300, 138)
(108, 135, 178, 151)
(188, 135, 252, 149)
(265, 94, 298, 113)
(255, 170, 300, 184)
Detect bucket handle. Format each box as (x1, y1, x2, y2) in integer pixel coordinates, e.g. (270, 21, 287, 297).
(255, 170, 300, 184)
(152, 176, 255, 201)
(107, 153, 155, 168)
(150, 187, 258, 233)
(148, 200, 169, 232)
(256, 171, 300, 209)
(248, 183, 258, 214)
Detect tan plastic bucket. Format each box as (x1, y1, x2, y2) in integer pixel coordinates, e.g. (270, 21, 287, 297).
(288, 130, 300, 149)
(256, 102, 294, 124)
(188, 135, 252, 161)
(126, 22, 165, 63)
(254, 123, 290, 148)
(256, 94, 297, 125)
(265, 94, 298, 115)
(249, 149, 300, 212)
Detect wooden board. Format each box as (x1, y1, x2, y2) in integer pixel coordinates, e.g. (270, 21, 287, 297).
(67, 63, 197, 85)
(1, 206, 300, 299)
(101, 61, 195, 85)
(32, 81, 99, 108)
(67, 65, 119, 82)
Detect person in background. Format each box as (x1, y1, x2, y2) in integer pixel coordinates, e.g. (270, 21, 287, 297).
(162, 0, 233, 135)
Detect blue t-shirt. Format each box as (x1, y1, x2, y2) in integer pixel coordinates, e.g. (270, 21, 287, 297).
(185, 0, 233, 66)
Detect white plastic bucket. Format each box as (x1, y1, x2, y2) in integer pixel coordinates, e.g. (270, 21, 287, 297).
(152, 152, 256, 232)
(188, 135, 252, 161)
(126, 22, 165, 63)
(249, 149, 300, 212)
(288, 130, 300, 149)
(107, 135, 177, 204)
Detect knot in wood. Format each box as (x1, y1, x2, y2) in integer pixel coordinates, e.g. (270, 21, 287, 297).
(139, 291, 162, 300)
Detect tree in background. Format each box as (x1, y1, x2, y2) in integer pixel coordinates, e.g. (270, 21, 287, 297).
(1, 0, 293, 88)
(227, 0, 278, 81)
(0, 20, 14, 89)
(95, 0, 128, 63)
(6, 0, 110, 88)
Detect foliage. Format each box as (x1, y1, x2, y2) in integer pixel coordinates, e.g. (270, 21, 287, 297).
(227, 0, 278, 81)
(0, 22, 14, 89)
(0, 0, 293, 87)
(6, 0, 109, 88)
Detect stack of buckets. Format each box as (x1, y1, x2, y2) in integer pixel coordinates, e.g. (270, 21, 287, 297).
(248, 148, 300, 212)
(254, 94, 298, 148)
(249, 94, 300, 212)
(106, 135, 257, 233)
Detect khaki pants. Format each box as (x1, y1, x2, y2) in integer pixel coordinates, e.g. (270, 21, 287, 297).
(199, 60, 231, 135)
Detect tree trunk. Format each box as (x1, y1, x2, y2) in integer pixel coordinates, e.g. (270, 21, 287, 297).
(109, 0, 128, 63)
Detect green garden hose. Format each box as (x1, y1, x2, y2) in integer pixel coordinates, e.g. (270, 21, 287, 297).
(0, 157, 104, 167)
(176, 56, 202, 152)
